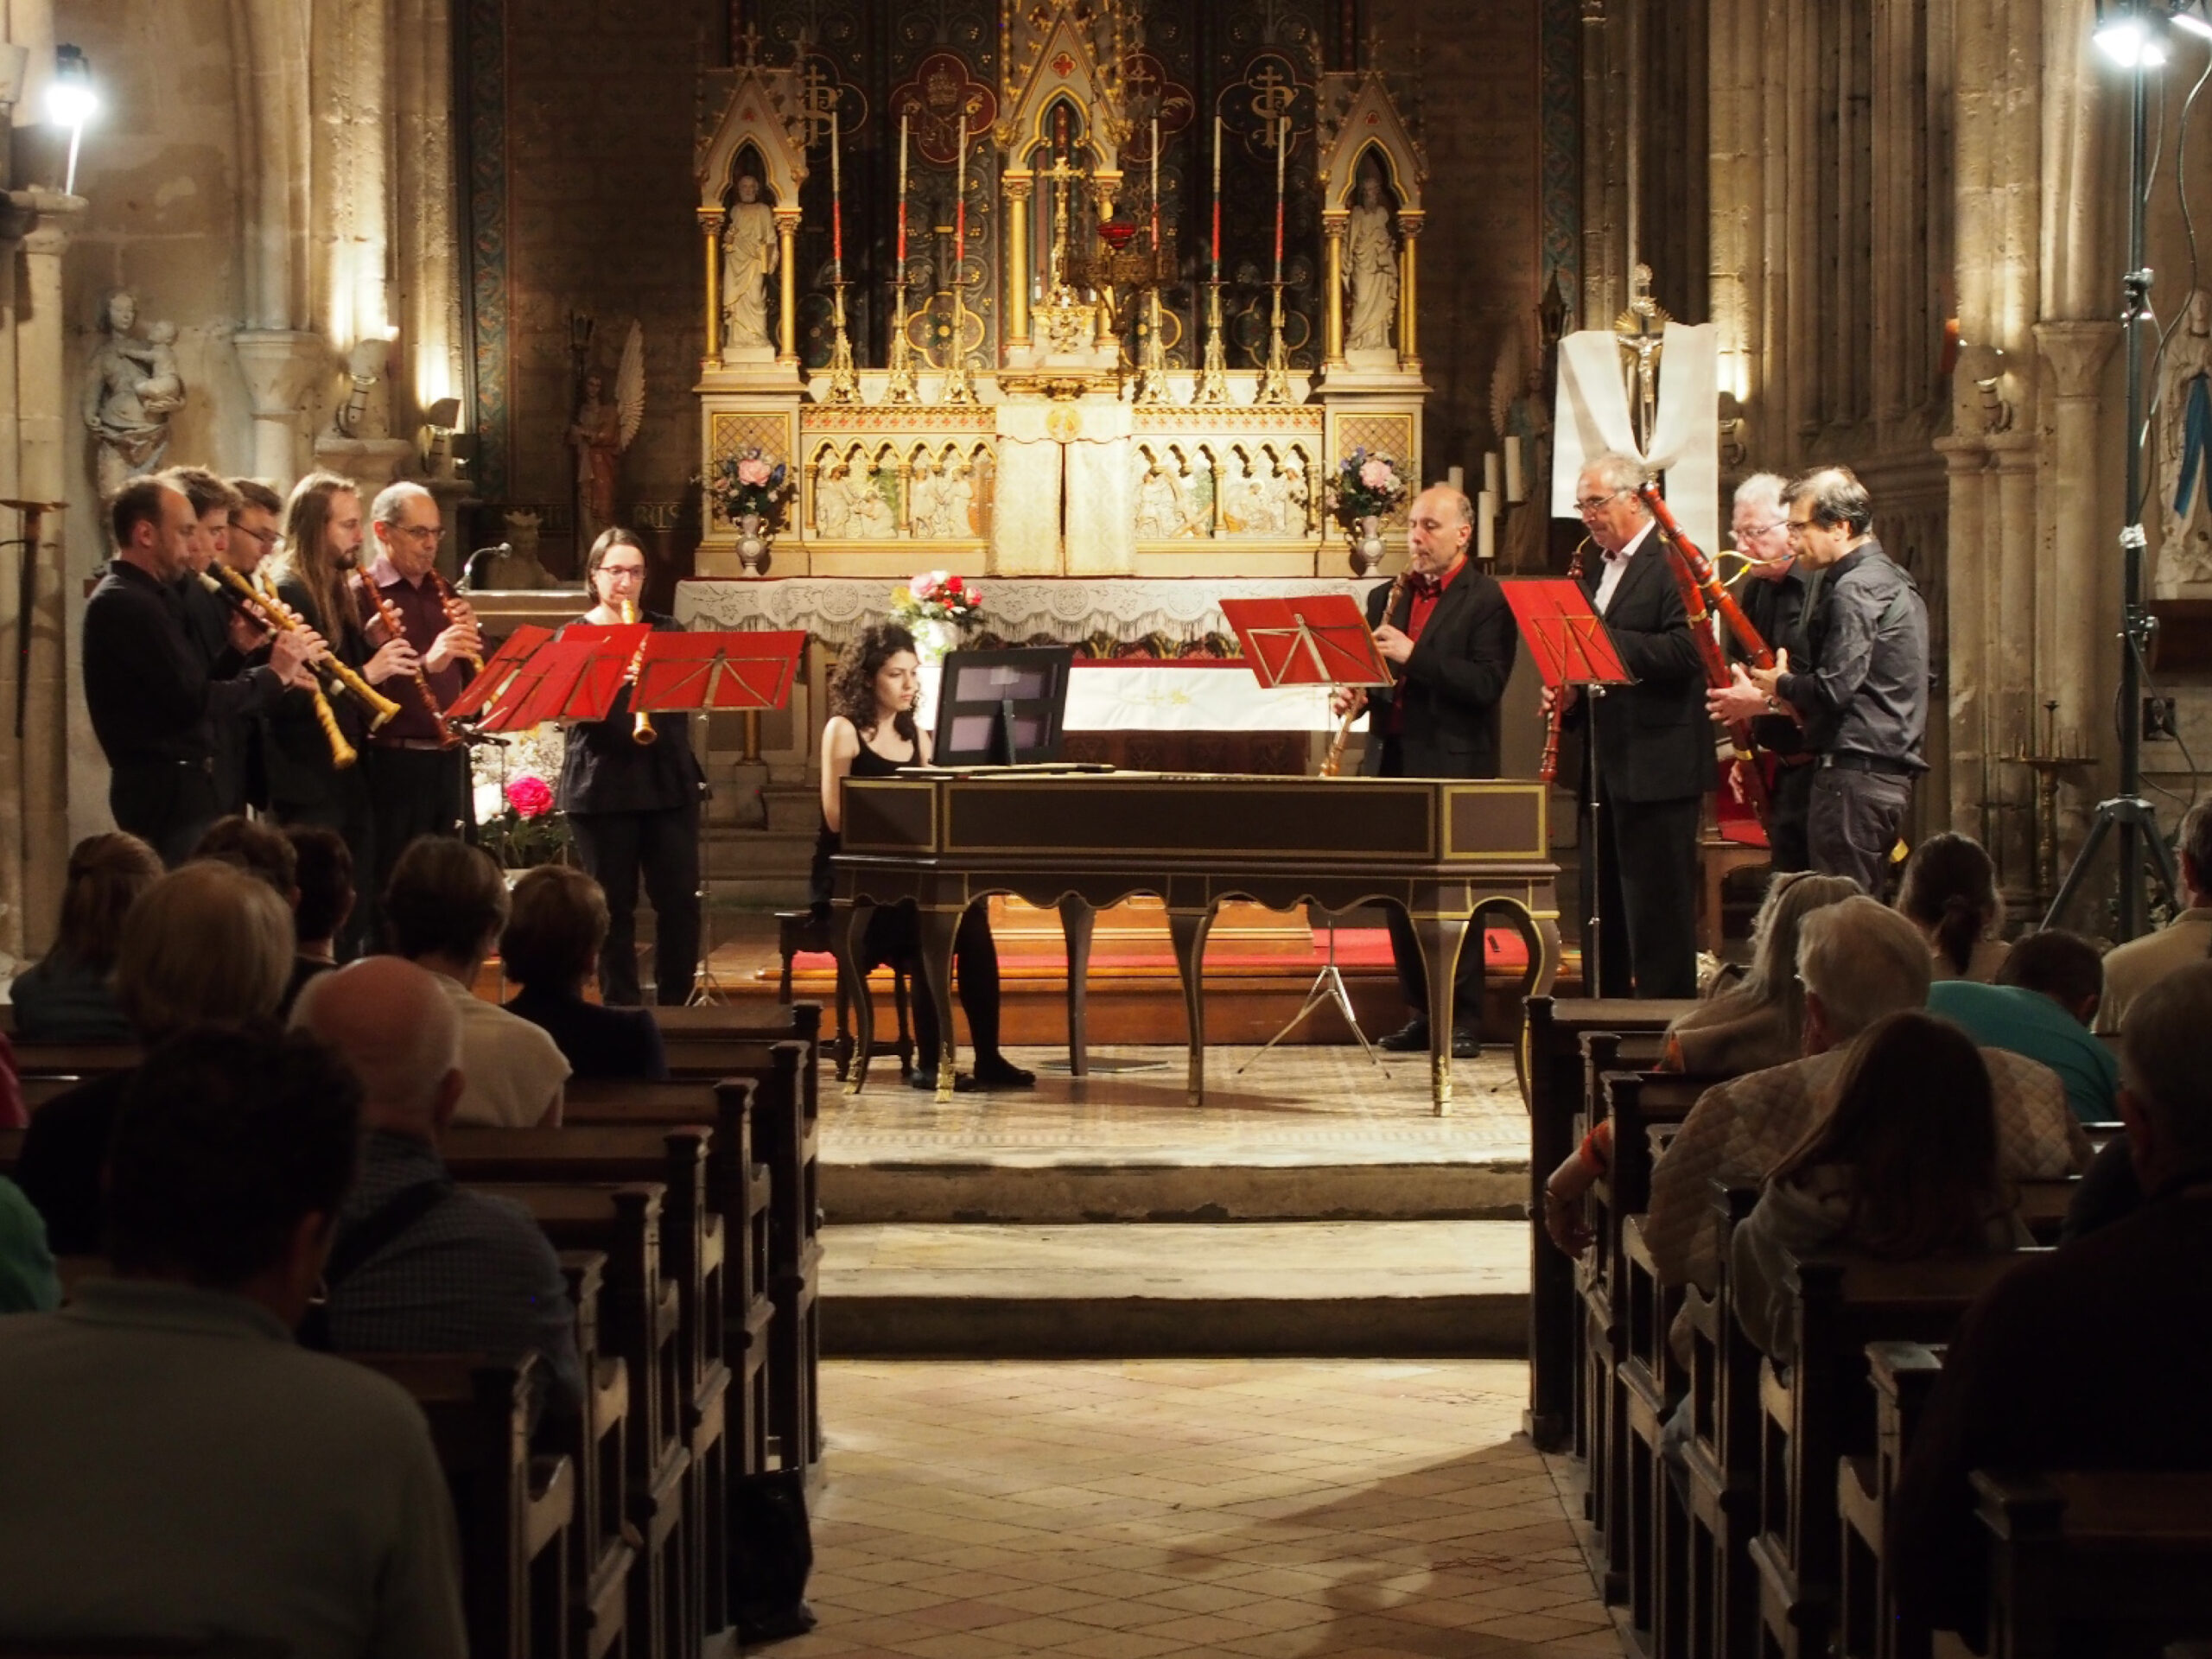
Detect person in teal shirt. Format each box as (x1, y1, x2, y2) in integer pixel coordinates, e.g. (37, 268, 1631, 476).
(1927, 929, 2119, 1124)
(0, 1176, 60, 1313)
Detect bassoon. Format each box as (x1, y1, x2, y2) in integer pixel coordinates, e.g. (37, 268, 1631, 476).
(1537, 537, 1595, 785)
(352, 569, 459, 746)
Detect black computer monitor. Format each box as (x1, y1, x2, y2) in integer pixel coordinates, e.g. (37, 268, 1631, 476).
(929, 645, 1077, 766)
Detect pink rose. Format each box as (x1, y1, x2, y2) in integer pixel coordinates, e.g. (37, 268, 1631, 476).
(506, 774, 554, 820)
(736, 457, 772, 487)
(1359, 459, 1393, 491)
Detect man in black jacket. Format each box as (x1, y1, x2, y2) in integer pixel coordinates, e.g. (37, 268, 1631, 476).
(1544, 454, 1712, 997)
(1332, 485, 1518, 1056)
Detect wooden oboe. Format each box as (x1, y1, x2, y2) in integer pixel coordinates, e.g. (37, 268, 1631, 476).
(352, 569, 459, 746)
(1320, 568, 1411, 779)
(1537, 537, 1596, 785)
(423, 565, 484, 672)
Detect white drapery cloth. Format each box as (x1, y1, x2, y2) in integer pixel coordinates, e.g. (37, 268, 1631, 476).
(1549, 321, 1721, 556)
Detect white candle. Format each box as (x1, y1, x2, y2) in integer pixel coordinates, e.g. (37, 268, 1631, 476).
(1446, 465, 1465, 493)
(1477, 490, 1498, 561)
(1484, 451, 1503, 499)
(1504, 436, 1525, 503)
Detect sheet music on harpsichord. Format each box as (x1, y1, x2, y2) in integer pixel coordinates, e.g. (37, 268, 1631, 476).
(1548, 264, 1721, 554)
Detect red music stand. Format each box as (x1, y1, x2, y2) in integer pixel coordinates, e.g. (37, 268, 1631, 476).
(1218, 593, 1394, 688)
(442, 624, 552, 721)
(470, 625, 648, 733)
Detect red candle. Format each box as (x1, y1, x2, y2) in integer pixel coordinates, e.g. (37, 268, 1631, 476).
(1272, 115, 1286, 280)
(954, 111, 967, 275)
(896, 111, 909, 269)
(830, 108, 843, 272)
(1211, 115, 1222, 280)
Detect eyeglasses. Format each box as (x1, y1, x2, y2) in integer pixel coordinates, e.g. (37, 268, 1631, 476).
(229, 524, 279, 549)
(1784, 518, 1817, 541)
(1574, 489, 1629, 516)
(392, 524, 446, 543)
(600, 563, 647, 580)
(1731, 519, 1788, 543)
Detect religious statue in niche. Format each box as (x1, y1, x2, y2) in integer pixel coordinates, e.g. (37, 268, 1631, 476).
(721, 174, 779, 353)
(1344, 172, 1400, 355)
(85, 291, 184, 495)
(2159, 289, 2212, 585)
(567, 321, 645, 550)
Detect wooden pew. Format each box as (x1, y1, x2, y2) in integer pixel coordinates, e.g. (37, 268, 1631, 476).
(444, 1128, 732, 1656)
(1836, 1341, 1943, 1659)
(1974, 1471, 2212, 1659)
(1524, 995, 1695, 1452)
(350, 1352, 575, 1659)
(1678, 1185, 1764, 1659)
(555, 1251, 636, 1659)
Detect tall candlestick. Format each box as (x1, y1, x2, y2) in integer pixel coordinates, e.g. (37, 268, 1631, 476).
(830, 109, 843, 273)
(1211, 116, 1223, 280)
(1272, 114, 1286, 281)
(1504, 436, 1525, 503)
(1484, 451, 1503, 499)
(1149, 117, 1160, 247)
(954, 111, 967, 270)
(1477, 490, 1498, 562)
(896, 112, 909, 268)
(1446, 465, 1464, 493)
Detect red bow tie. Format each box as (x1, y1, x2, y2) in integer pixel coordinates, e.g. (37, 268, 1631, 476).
(1408, 572, 1444, 599)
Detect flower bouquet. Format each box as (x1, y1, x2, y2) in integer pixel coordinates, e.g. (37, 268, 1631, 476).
(890, 570, 983, 664)
(1329, 447, 1411, 575)
(472, 726, 573, 869)
(708, 446, 793, 526)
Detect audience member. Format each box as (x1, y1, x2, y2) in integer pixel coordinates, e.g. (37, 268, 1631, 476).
(500, 864, 669, 1081)
(194, 812, 300, 899)
(383, 834, 569, 1127)
(0, 1025, 467, 1656)
(1891, 962, 2212, 1644)
(0, 1032, 20, 1130)
(283, 823, 354, 1014)
(8, 831, 163, 1043)
(2096, 799, 2212, 1033)
(0, 1174, 58, 1313)
(14, 861, 294, 1255)
(1929, 927, 2118, 1123)
(1641, 897, 2088, 1294)
(293, 957, 583, 1418)
(1731, 1011, 2024, 1362)
(1896, 831, 2009, 982)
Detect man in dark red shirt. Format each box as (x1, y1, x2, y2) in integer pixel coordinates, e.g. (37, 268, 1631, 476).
(1332, 485, 1518, 1058)
(359, 483, 482, 917)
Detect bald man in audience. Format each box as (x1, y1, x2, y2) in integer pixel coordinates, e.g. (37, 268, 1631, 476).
(2096, 799, 2212, 1034)
(1891, 961, 2212, 1646)
(292, 957, 581, 1421)
(1643, 896, 2093, 1296)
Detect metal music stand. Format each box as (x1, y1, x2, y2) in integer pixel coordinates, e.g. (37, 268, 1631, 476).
(1220, 594, 1397, 1063)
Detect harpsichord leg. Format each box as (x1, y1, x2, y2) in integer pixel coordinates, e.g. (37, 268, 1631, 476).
(1058, 895, 1095, 1077)
(915, 901, 963, 1103)
(1166, 905, 1217, 1105)
(840, 903, 875, 1096)
(1408, 906, 1475, 1116)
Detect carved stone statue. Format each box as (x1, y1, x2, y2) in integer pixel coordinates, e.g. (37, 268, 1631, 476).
(1135, 461, 1177, 540)
(2160, 289, 2212, 585)
(908, 455, 942, 537)
(721, 175, 779, 353)
(85, 291, 182, 495)
(567, 322, 645, 550)
(844, 461, 896, 538)
(1281, 453, 1313, 536)
(941, 461, 976, 537)
(815, 459, 853, 537)
(1344, 175, 1400, 355)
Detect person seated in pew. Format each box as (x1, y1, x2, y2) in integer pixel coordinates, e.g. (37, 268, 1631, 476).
(1929, 927, 2119, 1124)
(382, 835, 569, 1128)
(1542, 870, 1864, 1253)
(1891, 961, 2212, 1645)
(15, 861, 296, 1256)
(2097, 800, 2212, 1035)
(0, 1032, 22, 1133)
(292, 956, 583, 1421)
(1641, 897, 2091, 1295)
(6, 831, 163, 1043)
(500, 863, 669, 1081)
(283, 823, 354, 1016)
(814, 621, 1032, 1092)
(192, 810, 299, 899)
(1896, 830, 2011, 982)
(0, 1024, 468, 1658)
(1731, 1010, 2028, 1364)
(0, 1173, 58, 1313)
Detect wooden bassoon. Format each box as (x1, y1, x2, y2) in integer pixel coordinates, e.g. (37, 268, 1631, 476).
(1537, 537, 1595, 785)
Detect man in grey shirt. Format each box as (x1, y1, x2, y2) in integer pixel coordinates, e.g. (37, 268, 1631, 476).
(1711, 465, 1929, 894)
(0, 1027, 467, 1659)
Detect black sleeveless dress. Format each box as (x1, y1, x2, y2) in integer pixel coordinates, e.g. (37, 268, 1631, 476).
(810, 738, 912, 914)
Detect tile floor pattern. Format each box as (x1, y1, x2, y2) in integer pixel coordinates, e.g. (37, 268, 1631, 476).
(781, 1359, 1619, 1659)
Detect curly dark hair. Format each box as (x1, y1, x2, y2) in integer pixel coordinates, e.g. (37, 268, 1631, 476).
(828, 622, 920, 741)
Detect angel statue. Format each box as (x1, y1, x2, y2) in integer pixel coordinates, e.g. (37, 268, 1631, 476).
(85, 291, 184, 496)
(569, 321, 645, 550)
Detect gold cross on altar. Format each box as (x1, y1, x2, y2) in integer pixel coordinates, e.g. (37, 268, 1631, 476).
(1612, 263, 1671, 454)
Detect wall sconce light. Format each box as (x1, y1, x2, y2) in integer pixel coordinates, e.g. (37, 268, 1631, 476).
(420, 395, 462, 476)
(47, 45, 98, 196)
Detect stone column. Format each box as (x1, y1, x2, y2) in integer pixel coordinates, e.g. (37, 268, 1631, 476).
(2037, 319, 2120, 850)
(1937, 433, 1993, 839)
(699, 210, 724, 365)
(233, 330, 329, 483)
(775, 212, 800, 367)
(1004, 175, 1033, 349)
(1322, 219, 1345, 365)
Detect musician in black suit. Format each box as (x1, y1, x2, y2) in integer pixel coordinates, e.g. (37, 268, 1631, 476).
(1332, 485, 1518, 1058)
(1542, 454, 1712, 998)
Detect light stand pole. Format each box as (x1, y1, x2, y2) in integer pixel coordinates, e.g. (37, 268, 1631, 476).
(2043, 5, 2185, 938)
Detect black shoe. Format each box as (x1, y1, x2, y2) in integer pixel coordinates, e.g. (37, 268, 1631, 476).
(1376, 1016, 1431, 1052)
(908, 1067, 977, 1092)
(1451, 1027, 1481, 1060)
(973, 1054, 1037, 1089)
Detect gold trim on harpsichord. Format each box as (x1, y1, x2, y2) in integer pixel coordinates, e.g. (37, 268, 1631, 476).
(1441, 781, 1548, 862)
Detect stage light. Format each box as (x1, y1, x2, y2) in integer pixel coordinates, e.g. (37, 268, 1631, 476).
(46, 45, 97, 195)
(2175, 4, 2212, 39)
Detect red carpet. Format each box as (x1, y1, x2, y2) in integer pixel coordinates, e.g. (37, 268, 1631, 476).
(779, 925, 1531, 978)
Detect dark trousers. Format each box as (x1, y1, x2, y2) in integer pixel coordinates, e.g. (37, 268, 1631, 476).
(110, 759, 219, 869)
(862, 901, 1007, 1059)
(1767, 760, 1817, 874)
(365, 746, 473, 950)
(1384, 905, 1484, 1030)
(569, 802, 702, 1006)
(1589, 792, 1701, 998)
(273, 766, 377, 961)
(1809, 765, 1914, 898)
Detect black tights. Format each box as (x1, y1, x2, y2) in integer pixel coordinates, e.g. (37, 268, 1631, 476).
(861, 901, 1007, 1062)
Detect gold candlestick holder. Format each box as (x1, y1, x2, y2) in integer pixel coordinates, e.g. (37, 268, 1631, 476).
(1255, 279, 1294, 404)
(885, 279, 918, 404)
(1133, 289, 1173, 404)
(939, 287, 977, 404)
(1193, 281, 1230, 404)
(822, 281, 860, 404)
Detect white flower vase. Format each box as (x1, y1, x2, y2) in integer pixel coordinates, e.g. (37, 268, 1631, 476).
(1351, 513, 1387, 576)
(736, 512, 771, 575)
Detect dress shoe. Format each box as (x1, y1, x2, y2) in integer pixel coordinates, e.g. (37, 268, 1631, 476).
(972, 1054, 1037, 1089)
(1451, 1027, 1481, 1060)
(1376, 1015, 1431, 1052)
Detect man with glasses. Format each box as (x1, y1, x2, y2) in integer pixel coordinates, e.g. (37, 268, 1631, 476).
(1727, 472, 1817, 872)
(1709, 466, 1926, 894)
(1543, 454, 1711, 997)
(223, 478, 285, 579)
(362, 482, 484, 912)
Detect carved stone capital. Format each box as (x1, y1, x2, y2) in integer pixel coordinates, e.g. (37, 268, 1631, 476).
(2033, 320, 2121, 399)
(232, 330, 329, 419)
